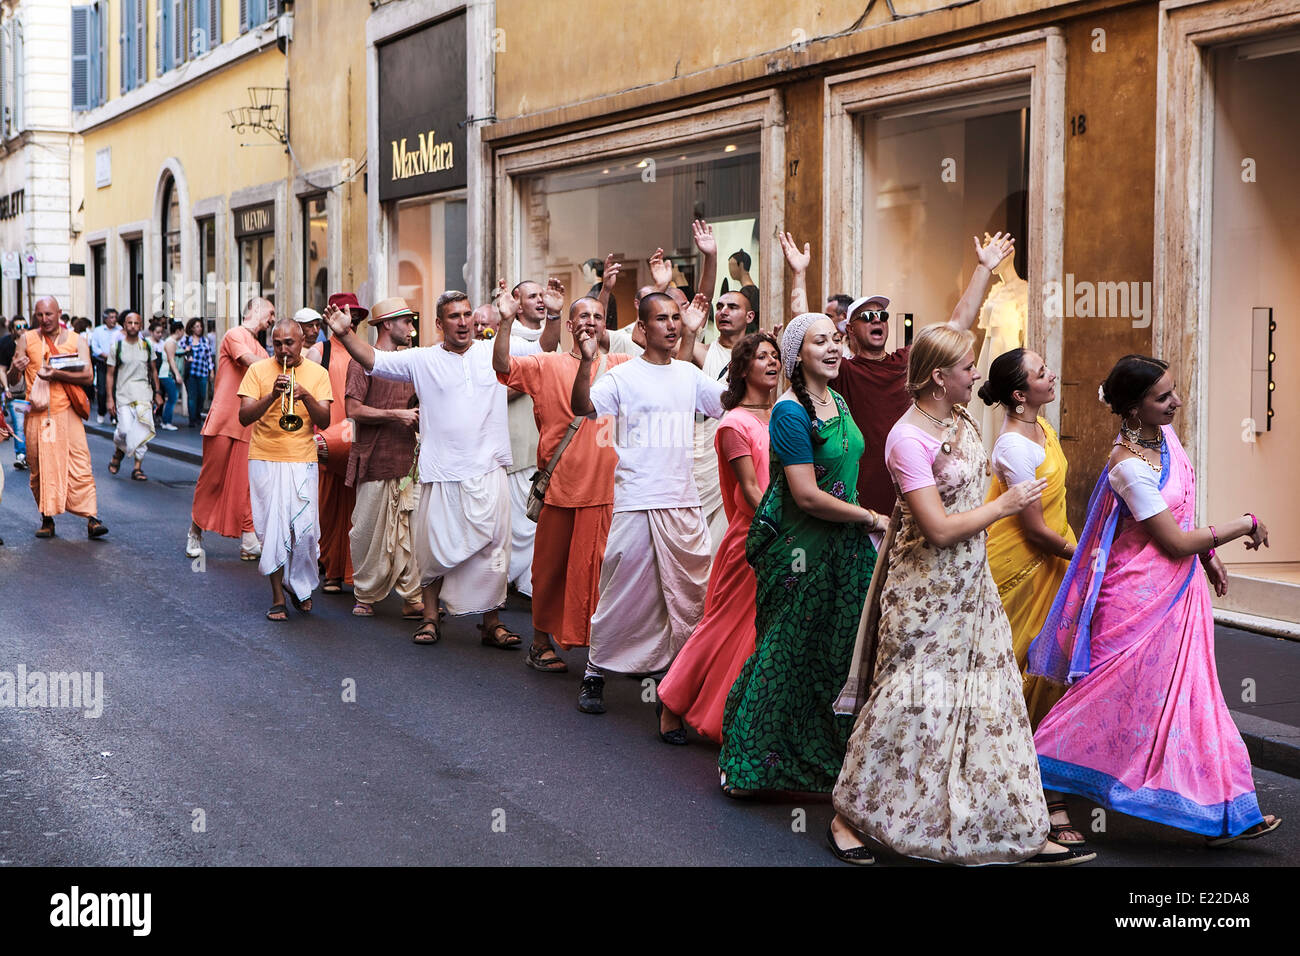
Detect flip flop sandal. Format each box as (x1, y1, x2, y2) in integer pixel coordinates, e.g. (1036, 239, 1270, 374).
(1207, 817, 1282, 847)
(412, 620, 440, 645)
(266, 604, 288, 622)
(478, 622, 522, 649)
(240, 550, 260, 561)
(288, 592, 312, 614)
(352, 602, 375, 617)
(322, 579, 344, 593)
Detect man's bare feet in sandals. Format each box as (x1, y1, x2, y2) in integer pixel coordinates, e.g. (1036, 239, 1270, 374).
(1047, 800, 1086, 844)
(266, 604, 288, 622)
(412, 619, 440, 645)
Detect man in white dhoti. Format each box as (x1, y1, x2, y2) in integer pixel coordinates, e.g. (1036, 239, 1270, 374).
(345, 297, 423, 620)
(324, 291, 520, 648)
(503, 278, 564, 598)
(106, 312, 161, 481)
(570, 291, 725, 719)
(237, 320, 333, 621)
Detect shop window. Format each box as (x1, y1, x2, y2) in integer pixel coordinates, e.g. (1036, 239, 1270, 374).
(91, 244, 107, 322)
(240, 233, 275, 309)
(858, 87, 1030, 346)
(197, 216, 216, 319)
(161, 175, 181, 301)
(1205, 34, 1300, 569)
(126, 238, 144, 315)
(515, 134, 761, 329)
(301, 194, 328, 312)
(390, 195, 467, 343)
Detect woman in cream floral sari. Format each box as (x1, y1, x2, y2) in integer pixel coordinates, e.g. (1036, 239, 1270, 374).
(829, 326, 1093, 867)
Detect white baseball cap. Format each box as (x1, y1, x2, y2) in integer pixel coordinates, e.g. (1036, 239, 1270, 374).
(293, 307, 323, 324)
(843, 294, 891, 331)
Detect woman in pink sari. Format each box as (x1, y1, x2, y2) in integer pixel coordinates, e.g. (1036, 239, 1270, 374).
(1030, 355, 1280, 844)
(658, 332, 779, 743)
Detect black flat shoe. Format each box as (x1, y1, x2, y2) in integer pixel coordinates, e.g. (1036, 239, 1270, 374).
(827, 821, 875, 866)
(655, 700, 687, 745)
(577, 676, 605, 714)
(1020, 843, 1096, 866)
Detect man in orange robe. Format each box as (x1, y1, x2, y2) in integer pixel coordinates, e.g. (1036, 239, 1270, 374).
(313, 293, 366, 592)
(5, 296, 107, 538)
(186, 297, 274, 559)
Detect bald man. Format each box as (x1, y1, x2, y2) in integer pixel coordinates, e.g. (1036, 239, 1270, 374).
(187, 297, 274, 559)
(237, 319, 332, 620)
(5, 296, 107, 538)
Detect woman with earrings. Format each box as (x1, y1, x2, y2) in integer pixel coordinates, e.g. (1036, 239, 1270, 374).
(830, 324, 1092, 866)
(978, 349, 1081, 844)
(718, 314, 884, 798)
(1028, 355, 1280, 846)
(657, 332, 780, 745)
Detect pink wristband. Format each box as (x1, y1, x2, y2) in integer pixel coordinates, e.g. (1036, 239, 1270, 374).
(1244, 513, 1258, 534)
(1209, 525, 1219, 548)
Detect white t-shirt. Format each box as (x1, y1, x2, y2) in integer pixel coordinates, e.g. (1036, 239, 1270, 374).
(606, 326, 644, 358)
(370, 339, 511, 483)
(1108, 457, 1168, 521)
(991, 431, 1046, 487)
(588, 357, 726, 512)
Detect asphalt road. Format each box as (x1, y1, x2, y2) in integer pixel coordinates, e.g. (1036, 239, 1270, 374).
(0, 432, 1296, 866)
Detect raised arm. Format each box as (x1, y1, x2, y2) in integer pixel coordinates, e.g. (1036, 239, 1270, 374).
(693, 219, 718, 318)
(570, 327, 600, 418)
(540, 277, 565, 353)
(491, 278, 519, 375)
(948, 232, 1014, 332)
(322, 304, 376, 371)
(780, 231, 811, 317)
(648, 248, 672, 293)
(679, 293, 710, 367)
(596, 253, 619, 353)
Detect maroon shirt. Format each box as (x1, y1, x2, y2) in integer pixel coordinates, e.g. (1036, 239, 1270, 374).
(345, 358, 417, 487)
(833, 347, 912, 515)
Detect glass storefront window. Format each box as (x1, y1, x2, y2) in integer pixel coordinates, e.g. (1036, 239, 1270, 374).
(858, 88, 1030, 346)
(127, 237, 143, 315)
(390, 195, 467, 344)
(515, 134, 761, 329)
(91, 243, 106, 321)
(161, 176, 180, 300)
(240, 233, 275, 309)
(197, 217, 216, 320)
(302, 195, 329, 312)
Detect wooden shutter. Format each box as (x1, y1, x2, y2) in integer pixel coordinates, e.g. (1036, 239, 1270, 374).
(239, 0, 248, 34)
(119, 0, 128, 92)
(96, 0, 107, 104)
(134, 0, 146, 86)
(172, 0, 185, 65)
(208, 0, 222, 47)
(72, 6, 91, 110)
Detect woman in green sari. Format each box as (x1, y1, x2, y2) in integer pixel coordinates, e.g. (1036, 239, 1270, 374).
(718, 313, 885, 800)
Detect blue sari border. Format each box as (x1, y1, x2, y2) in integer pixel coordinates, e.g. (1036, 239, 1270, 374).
(1038, 756, 1264, 837)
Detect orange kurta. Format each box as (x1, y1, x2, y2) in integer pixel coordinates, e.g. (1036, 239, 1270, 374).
(498, 352, 628, 647)
(192, 326, 261, 536)
(316, 339, 355, 584)
(22, 330, 97, 518)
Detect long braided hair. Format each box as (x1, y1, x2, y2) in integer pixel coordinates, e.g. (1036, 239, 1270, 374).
(789, 360, 828, 445)
(720, 331, 779, 410)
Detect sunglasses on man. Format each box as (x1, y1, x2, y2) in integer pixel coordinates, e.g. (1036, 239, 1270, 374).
(853, 310, 888, 324)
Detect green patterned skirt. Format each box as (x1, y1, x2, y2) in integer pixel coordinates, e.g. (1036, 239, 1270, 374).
(718, 523, 877, 792)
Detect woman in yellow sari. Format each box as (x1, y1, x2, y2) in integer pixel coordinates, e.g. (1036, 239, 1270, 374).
(979, 348, 1082, 843)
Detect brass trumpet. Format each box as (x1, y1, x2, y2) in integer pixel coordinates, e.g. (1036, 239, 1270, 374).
(278, 356, 303, 431)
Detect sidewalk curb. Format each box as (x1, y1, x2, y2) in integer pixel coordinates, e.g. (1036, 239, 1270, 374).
(1232, 710, 1300, 780)
(84, 422, 203, 466)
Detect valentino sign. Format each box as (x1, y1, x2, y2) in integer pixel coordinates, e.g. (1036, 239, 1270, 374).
(377, 14, 468, 201)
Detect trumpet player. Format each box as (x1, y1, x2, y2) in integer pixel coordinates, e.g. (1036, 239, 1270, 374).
(237, 320, 332, 622)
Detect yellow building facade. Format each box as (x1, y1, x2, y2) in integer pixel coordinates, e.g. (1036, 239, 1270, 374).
(76, 0, 369, 337)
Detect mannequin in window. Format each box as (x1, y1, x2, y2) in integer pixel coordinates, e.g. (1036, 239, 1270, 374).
(723, 249, 760, 332)
(974, 231, 1029, 456)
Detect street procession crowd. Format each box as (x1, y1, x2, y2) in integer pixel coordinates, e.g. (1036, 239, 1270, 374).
(0, 218, 1283, 867)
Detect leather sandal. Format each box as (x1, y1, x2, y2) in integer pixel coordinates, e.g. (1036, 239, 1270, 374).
(524, 643, 568, 673)
(478, 622, 522, 649)
(1047, 800, 1087, 845)
(412, 619, 440, 645)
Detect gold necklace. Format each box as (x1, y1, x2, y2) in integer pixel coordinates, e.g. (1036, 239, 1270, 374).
(808, 389, 831, 406)
(1116, 437, 1162, 472)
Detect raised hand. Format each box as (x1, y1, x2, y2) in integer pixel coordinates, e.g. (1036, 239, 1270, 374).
(682, 293, 709, 334)
(322, 303, 352, 336)
(543, 277, 566, 315)
(494, 278, 519, 322)
(975, 231, 1015, 272)
(648, 248, 672, 291)
(576, 327, 599, 361)
(692, 219, 717, 257)
(779, 230, 811, 274)
(601, 256, 622, 292)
